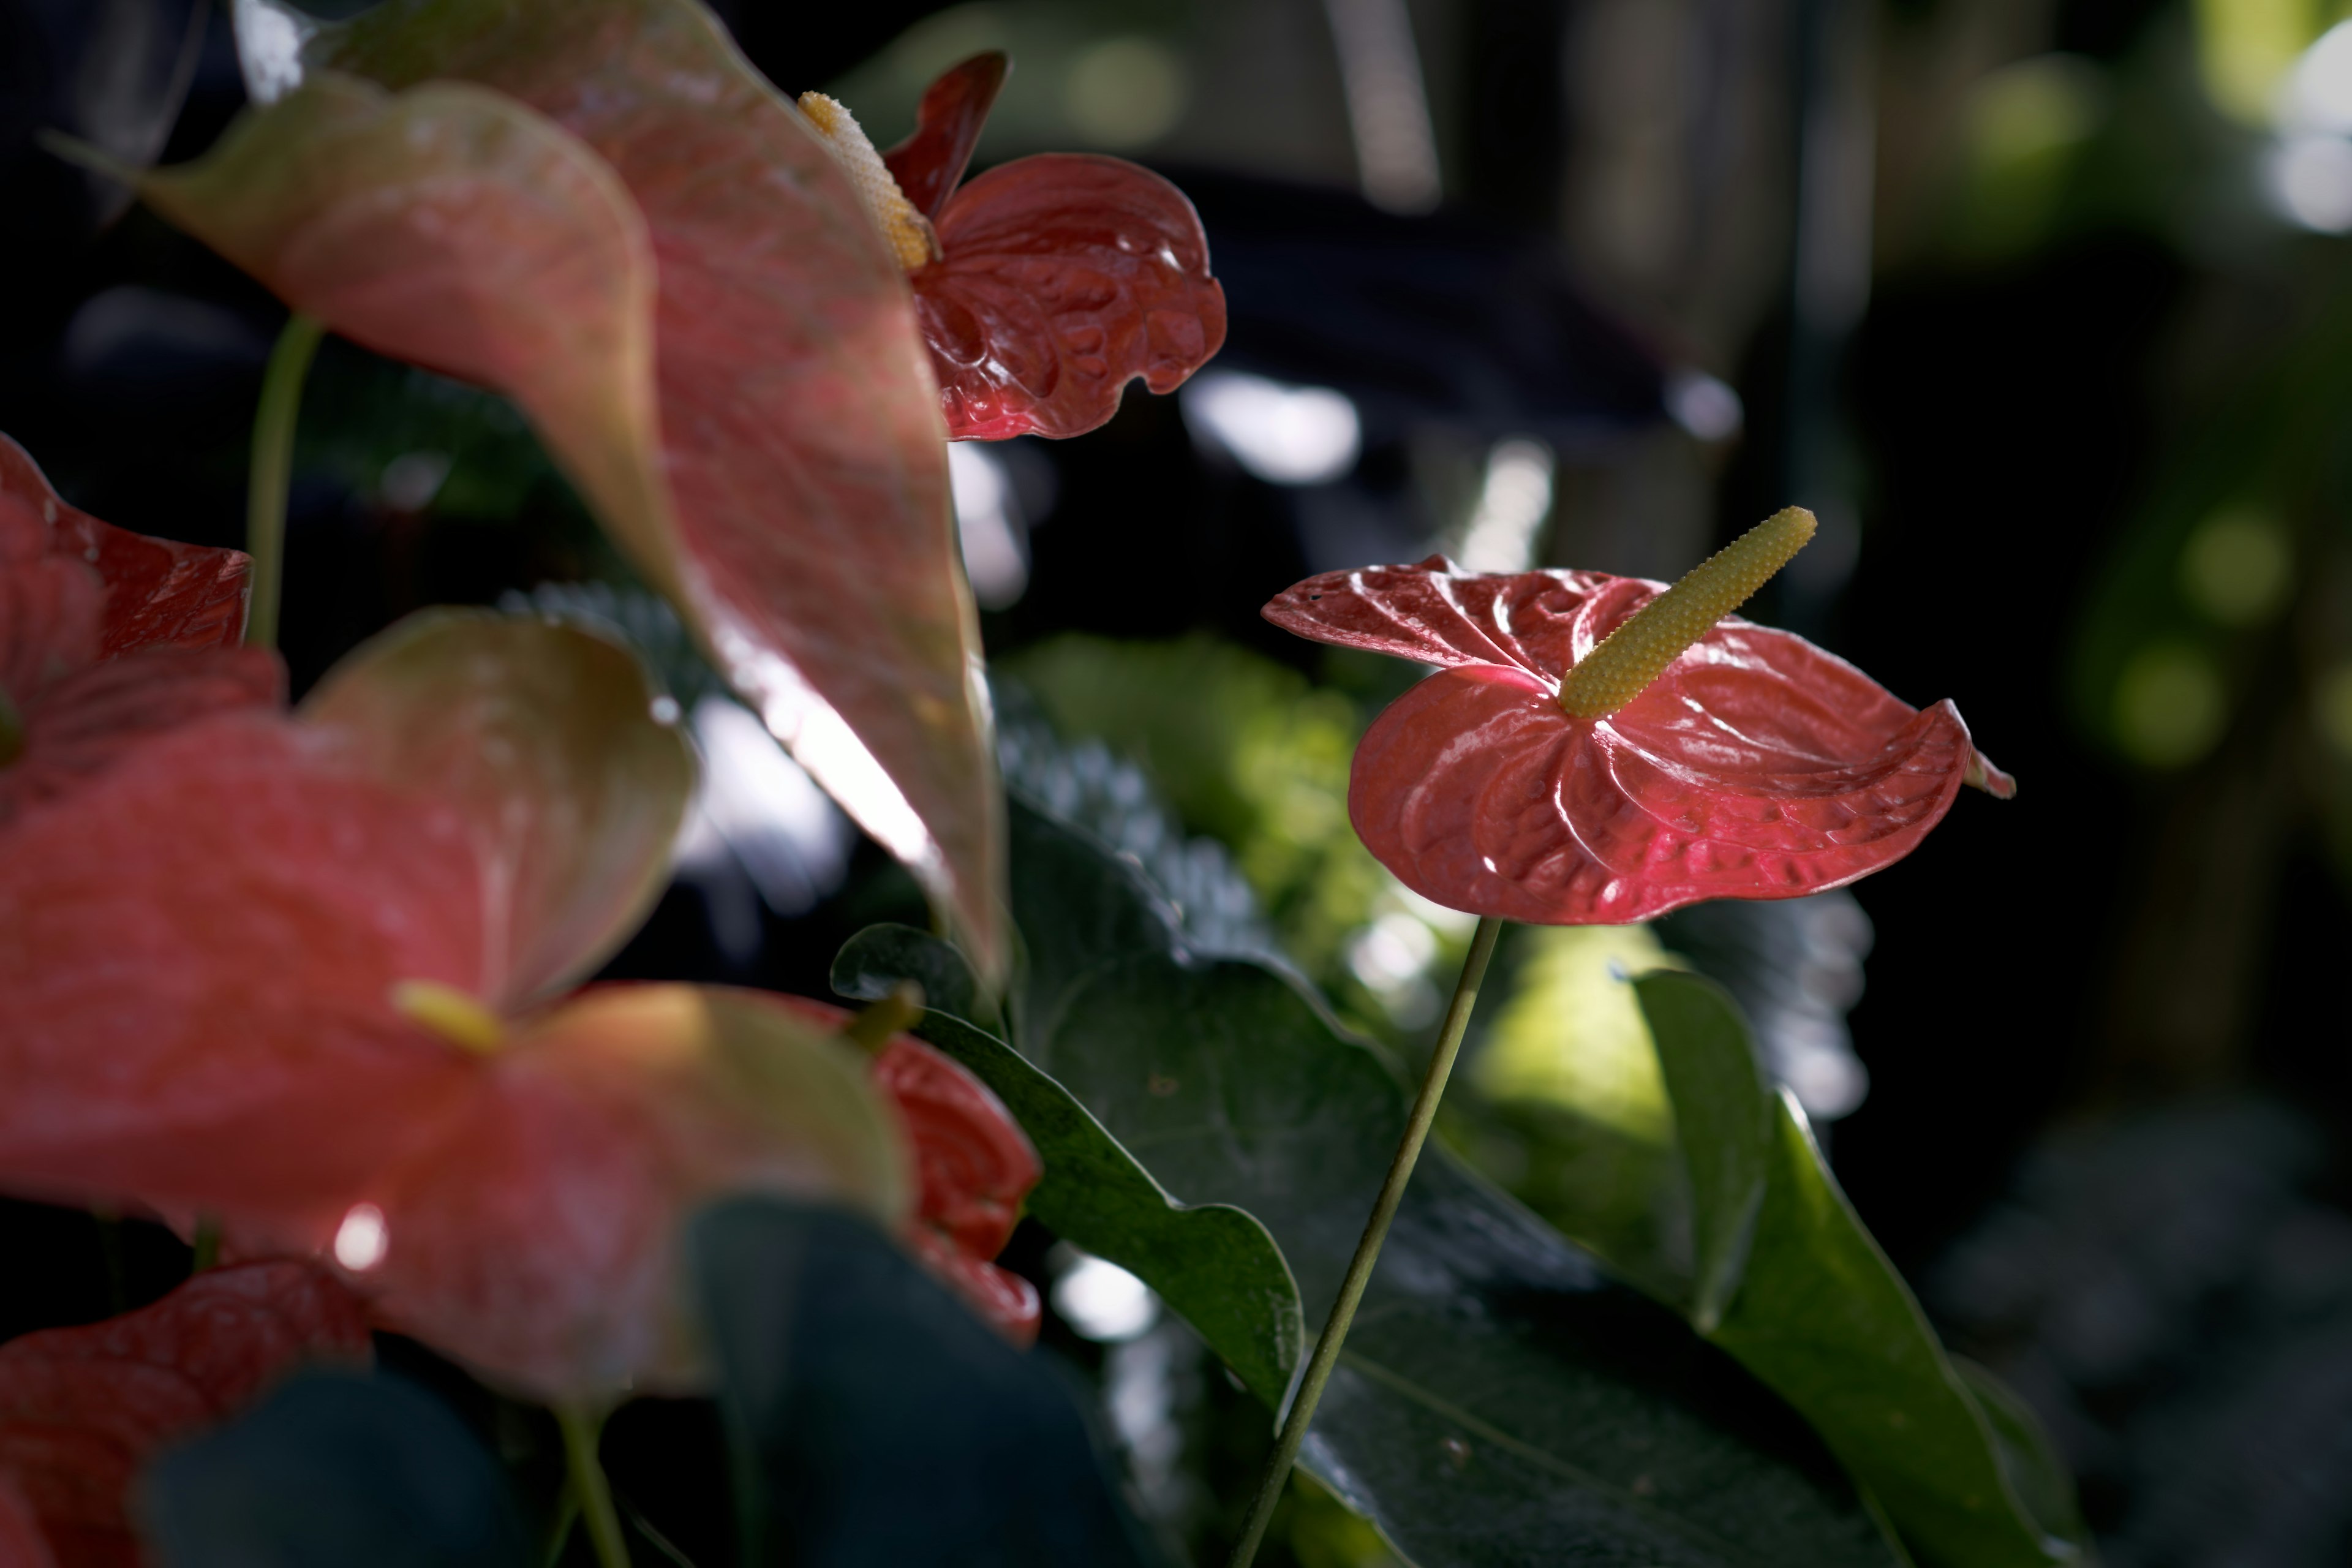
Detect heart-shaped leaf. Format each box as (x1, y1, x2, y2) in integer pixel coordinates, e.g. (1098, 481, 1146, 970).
(141, 1370, 532, 1567)
(833, 922, 1304, 1403)
(1633, 970, 2089, 1567)
(692, 1199, 1150, 1568)
(1003, 797, 1900, 1566)
(189, 0, 1006, 976)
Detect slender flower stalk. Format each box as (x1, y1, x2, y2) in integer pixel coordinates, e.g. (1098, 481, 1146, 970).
(243, 313, 326, 653)
(1228, 915, 1503, 1568)
(556, 1403, 630, 1568)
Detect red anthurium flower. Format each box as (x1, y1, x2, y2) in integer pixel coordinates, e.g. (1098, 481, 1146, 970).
(1263, 510, 2014, 924)
(777, 997, 1044, 1344)
(0, 1262, 368, 1568)
(812, 51, 1228, 440)
(0, 434, 278, 825)
(0, 611, 911, 1401)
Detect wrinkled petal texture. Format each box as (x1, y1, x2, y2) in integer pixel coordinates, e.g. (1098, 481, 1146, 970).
(263, 0, 1005, 979)
(881, 51, 1006, 220)
(0, 435, 277, 826)
(342, 985, 909, 1398)
(1267, 561, 1986, 924)
(0, 1263, 368, 1568)
(776, 997, 1042, 1343)
(920, 153, 1227, 440)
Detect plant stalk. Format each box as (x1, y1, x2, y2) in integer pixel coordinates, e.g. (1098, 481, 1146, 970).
(555, 1403, 631, 1568)
(243, 313, 326, 652)
(1227, 914, 1504, 1568)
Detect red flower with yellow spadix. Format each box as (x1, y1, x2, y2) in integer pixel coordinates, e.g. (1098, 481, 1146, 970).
(1264, 508, 2014, 924)
(797, 51, 1227, 441)
(0, 609, 1035, 1398)
(0, 433, 277, 825)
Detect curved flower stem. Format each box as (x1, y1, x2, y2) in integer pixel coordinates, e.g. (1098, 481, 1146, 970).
(554, 1403, 631, 1568)
(1227, 914, 1504, 1568)
(243, 312, 326, 652)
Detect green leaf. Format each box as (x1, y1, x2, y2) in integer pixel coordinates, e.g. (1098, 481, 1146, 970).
(832, 922, 1303, 1404)
(1006, 800, 1901, 1567)
(202, 0, 1006, 980)
(690, 1198, 1150, 1567)
(1629, 971, 1771, 1333)
(1634, 971, 2088, 1568)
(141, 1370, 532, 1567)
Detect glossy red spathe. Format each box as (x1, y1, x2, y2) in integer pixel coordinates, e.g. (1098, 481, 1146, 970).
(775, 995, 1044, 1345)
(0, 1262, 369, 1568)
(1264, 557, 2013, 925)
(0, 434, 279, 826)
(884, 54, 1227, 442)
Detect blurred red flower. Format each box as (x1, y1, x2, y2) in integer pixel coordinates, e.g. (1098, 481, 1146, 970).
(874, 53, 1228, 440)
(0, 1262, 368, 1568)
(1264, 556, 2012, 924)
(0, 436, 277, 826)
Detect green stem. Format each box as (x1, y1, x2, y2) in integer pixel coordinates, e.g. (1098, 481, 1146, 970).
(555, 1403, 631, 1568)
(243, 313, 326, 652)
(1227, 914, 1504, 1568)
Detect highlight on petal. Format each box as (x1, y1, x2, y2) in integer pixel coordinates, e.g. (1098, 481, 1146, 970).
(881, 52, 1008, 219)
(1268, 561, 2000, 924)
(921, 152, 1228, 440)
(0, 433, 279, 826)
(201, 0, 1006, 981)
(777, 995, 1044, 1343)
(335, 984, 909, 1399)
(300, 609, 695, 1007)
(0, 1262, 369, 1567)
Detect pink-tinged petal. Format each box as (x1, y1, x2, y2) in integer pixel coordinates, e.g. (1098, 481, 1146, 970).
(299, 610, 693, 1008)
(0, 650, 283, 829)
(203, 0, 1005, 979)
(882, 53, 1008, 220)
(919, 152, 1227, 440)
(774, 995, 1044, 1343)
(1278, 561, 1998, 923)
(1262, 557, 1624, 678)
(0, 1263, 368, 1567)
(333, 985, 908, 1399)
(0, 710, 486, 1227)
(0, 434, 252, 658)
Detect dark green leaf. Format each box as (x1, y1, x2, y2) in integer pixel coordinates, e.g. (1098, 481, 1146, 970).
(833, 921, 1303, 1404)
(142, 1370, 531, 1567)
(689, 1198, 1151, 1568)
(1006, 800, 1899, 1567)
(1634, 971, 2087, 1568)
(1633, 971, 1771, 1331)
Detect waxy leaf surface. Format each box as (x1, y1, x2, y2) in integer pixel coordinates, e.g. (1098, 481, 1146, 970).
(693, 1200, 1149, 1568)
(881, 51, 1006, 221)
(1634, 971, 2088, 1567)
(834, 922, 1305, 1403)
(0, 434, 277, 825)
(0, 612, 905, 1399)
(920, 153, 1227, 440)
(979, 796, 1899, 1565)
(143, 1371, 532, 1568)
(1265, 559, 2007, 924)
(206, 0, 1005, 976)
(0, 1263, 369, 1567)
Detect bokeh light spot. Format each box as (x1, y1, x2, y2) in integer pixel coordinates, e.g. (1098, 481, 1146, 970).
(1065, 37, 1188, 150)
(2114, 643, 2227, 767)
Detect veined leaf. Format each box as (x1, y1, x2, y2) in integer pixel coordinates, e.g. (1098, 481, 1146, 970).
(1634, 971, 2089, 1568)
(1004, 799, 1899, 1567)
(833, 921, 1304, 1404)
(189, 0, 1006, 977)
